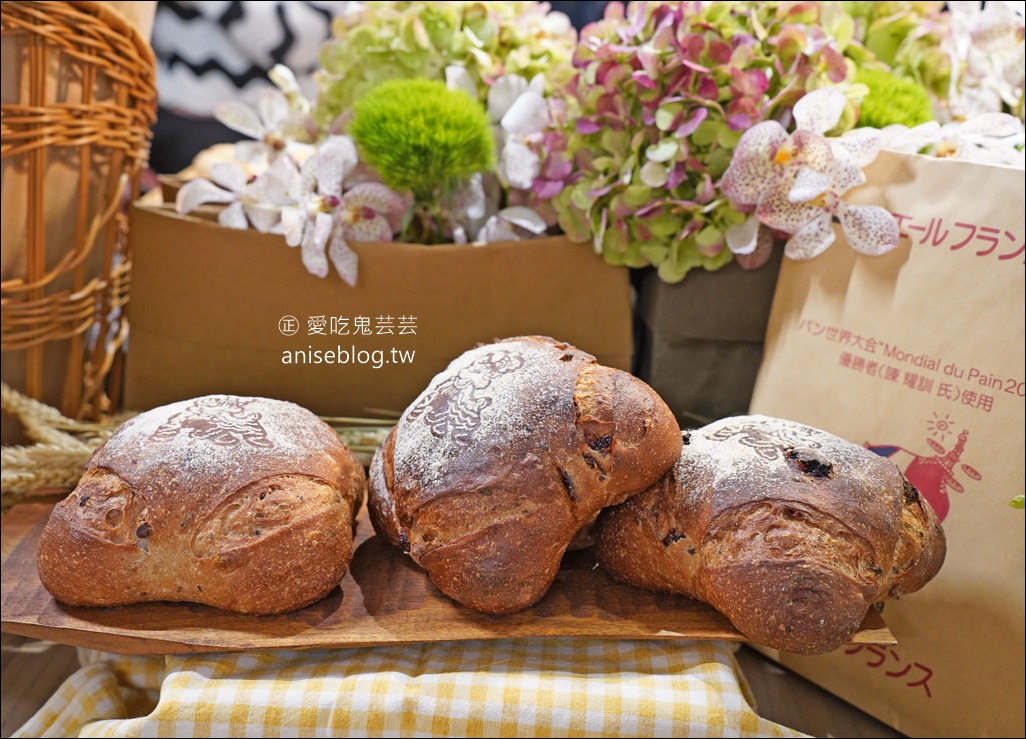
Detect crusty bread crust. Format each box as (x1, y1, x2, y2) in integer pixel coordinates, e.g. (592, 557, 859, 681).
(596, 415, 946, 654)
(37, 395, 365, 614)
(368, 336, 682, 614)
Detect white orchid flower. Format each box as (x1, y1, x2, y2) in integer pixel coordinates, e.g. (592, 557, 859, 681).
(214, 64, 317, 168)
(447, 66, 551, 190)
(878, 113, 1025, 168)
(933, 113, 1026, 167)
(441, 66, 551, 243)
(175, 161, 282, 232)
(179, 136, 405, 286)
(445, 65, 479, 101)
(271, 136, 403, 284)
(495, 75, 550, 190)
(267, 64, 311, 116)
(474, 206, 549, 244)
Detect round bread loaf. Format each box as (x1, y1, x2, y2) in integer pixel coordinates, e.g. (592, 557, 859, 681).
(596, 414, 946, 654)
(368, 336, 682, 614)
(37, 395, 365, 614)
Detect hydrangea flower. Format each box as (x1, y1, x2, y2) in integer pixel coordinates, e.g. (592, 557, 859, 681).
(721, 88, 899, 261)
(533, 1, 868, 282)
(316, 1, 576, 125)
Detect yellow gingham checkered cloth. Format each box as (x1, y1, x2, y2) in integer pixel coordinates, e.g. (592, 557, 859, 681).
(14, 639, 805, 738)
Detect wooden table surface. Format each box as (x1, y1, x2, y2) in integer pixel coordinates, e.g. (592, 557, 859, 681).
(1, 632, 902, 738)
(1, 502, 893, 656)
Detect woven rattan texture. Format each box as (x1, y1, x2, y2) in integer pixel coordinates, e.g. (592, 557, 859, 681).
(1, 1, 156, 421)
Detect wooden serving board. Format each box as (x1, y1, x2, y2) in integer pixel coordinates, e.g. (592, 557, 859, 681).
(1, 502, 895, 654)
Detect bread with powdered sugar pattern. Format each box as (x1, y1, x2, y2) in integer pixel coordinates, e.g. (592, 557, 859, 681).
(37, 395, 365, 614)
(595, 414, 946, 654)
(368, 336, 682, 614)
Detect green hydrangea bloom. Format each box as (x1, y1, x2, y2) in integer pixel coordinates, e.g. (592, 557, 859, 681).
(843, 1, 952, 109)
(316, 1, 575, 126)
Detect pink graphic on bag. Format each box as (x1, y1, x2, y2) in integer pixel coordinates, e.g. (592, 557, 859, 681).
(866, 416, 982, 522)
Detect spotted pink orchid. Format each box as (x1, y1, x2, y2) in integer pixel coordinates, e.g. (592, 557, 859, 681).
(721, 88, 900, 262)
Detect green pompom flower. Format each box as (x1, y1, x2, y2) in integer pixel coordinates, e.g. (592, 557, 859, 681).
(350, 78, 495, 200)
(856, 67, 935, 128)
(349, 78, 495, 242)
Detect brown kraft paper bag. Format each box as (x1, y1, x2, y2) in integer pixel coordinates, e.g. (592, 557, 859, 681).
(749, 150, 1024, 738)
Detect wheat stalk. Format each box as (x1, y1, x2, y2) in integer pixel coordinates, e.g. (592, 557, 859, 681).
(2, 382, 394, 510)
(1, 383, 127, 512)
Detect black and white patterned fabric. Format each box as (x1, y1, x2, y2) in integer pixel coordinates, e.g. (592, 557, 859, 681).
(152, 1, 353, 116)
(148, 1, 353, 172)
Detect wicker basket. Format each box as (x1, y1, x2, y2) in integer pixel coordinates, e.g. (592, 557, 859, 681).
(1, 1, 157, 443)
